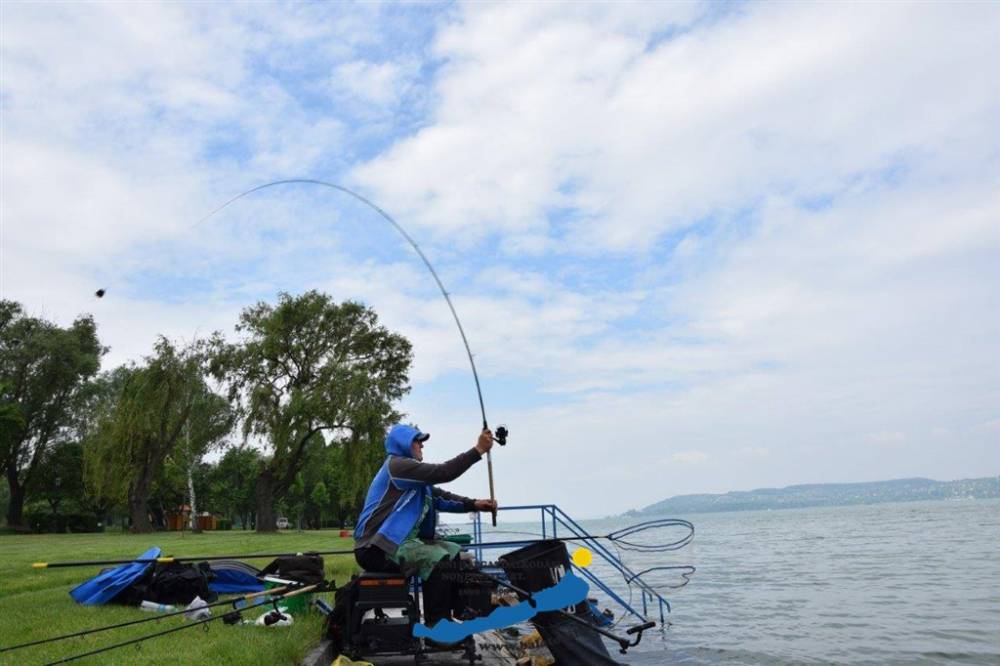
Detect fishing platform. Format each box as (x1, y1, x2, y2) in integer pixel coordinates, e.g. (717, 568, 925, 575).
(307, 503, 676, 665)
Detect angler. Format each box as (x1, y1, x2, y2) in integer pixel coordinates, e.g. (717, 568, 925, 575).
(353, 424, 498, 630)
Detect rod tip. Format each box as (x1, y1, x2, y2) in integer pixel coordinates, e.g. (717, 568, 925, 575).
(32, 562, 47, 569)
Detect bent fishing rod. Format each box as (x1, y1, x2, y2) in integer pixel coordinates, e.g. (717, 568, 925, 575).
(1, 584, 296, 654)
(195, 179, 505, 525)
(44, 584, 322, 665)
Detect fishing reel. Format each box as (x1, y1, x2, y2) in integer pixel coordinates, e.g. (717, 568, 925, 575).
(494, 424, 508, 446)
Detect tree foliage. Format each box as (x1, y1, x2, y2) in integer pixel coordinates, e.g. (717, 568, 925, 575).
(207, 446, 262, 529)
(0, 300, 104, 527)
(84, 337, 230, 532)
(34, 440, 86, 515)
(210, 291, 412, 532)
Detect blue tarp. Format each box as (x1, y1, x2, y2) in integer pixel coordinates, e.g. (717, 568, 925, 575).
(208, 560, 265, 594)
(69, 547, 161, 606)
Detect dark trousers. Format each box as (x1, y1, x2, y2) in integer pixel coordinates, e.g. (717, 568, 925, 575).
(354, 547, 460, 626)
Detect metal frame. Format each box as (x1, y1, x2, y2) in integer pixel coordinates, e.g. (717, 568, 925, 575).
(463, 504, 670, 624)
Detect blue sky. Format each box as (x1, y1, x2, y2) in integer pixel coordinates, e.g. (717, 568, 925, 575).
(3, 2, 999, 517)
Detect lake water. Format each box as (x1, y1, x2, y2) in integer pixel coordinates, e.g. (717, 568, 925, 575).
(467, 499, 1000, 665)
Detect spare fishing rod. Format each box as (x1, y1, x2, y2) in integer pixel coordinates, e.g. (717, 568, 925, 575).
(1, 585, 295, 654)
(33, 518, 693, 569)
(44, 583, 322, 665)
(193, 179, 506, 526)
(32, 549, 355, 569)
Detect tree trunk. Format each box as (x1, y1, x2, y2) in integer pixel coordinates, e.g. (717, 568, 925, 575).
(6, 466, 26, 529)
(151, 503, 166, 531)
(128, 476, 152, 533)
(255, 470, 277, 533)
(187, 464, 201, 533)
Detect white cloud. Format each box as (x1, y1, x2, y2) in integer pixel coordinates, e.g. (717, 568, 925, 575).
(864, 432, 907, 447)
(667, 451, 709, 465)
(356, 3, 1000, 251)
(332, 59, 420, 109)
(3, 2, 998, 517)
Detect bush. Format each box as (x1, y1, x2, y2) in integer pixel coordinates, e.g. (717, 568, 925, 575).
(67, 513, 103, 532)
(23, 511, 60, 533)
(23, 511, 104, 533)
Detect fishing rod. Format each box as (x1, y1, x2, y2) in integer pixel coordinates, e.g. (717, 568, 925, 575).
(32, 518, 693, 569)
(44, 583, 322, 665)
(1, 585, 294, 653)
(192, 179, 505, 526)
(32, 549, 355, 569)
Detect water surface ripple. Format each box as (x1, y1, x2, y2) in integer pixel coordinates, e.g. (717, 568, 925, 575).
(480, 498, 1000, 665)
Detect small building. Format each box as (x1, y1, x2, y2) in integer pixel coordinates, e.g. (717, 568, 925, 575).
(165, 505, 218, 531)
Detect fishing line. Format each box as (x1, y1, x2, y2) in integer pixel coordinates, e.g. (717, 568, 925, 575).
(191, 179, 489, 428)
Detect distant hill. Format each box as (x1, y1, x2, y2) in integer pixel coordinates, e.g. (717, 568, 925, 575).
(628, 476, 1000, 516)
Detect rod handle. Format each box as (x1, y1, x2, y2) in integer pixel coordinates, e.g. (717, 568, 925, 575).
(281, 584, 319, 599)
(486, 450, 497, 527)
(244, 585, 289, 601)
(627, 621, 656, 635)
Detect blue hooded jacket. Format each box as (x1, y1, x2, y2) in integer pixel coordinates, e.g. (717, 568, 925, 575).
(353, 424, 482, 555)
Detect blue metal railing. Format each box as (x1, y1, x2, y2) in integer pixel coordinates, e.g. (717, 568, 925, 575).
(461, 503, 670, 624)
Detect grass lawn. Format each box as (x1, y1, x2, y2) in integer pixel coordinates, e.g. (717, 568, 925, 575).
(0, 529, 359, 665)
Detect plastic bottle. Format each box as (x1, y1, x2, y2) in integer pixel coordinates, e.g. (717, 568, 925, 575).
(140, 600, 176, 613)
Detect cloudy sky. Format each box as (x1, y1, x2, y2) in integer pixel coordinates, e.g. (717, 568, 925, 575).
(3, 2, 998, 517)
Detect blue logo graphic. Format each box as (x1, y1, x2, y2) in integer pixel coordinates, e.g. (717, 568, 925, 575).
(413, 571, 589, 643)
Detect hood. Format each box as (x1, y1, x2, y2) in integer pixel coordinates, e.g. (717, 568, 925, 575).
(384, 424, 429, 458)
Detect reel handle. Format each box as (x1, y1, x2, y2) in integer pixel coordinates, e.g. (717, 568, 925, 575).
(617, 620, 657, 653)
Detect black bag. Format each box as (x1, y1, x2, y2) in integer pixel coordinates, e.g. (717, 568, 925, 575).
(118, 561, 217, 606)
(500, 540, 622, 665)
(260, 554, 325, 585)
(323, 578, 355, 657)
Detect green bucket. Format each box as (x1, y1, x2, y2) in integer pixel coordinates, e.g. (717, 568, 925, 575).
(265, 581, 312, 613)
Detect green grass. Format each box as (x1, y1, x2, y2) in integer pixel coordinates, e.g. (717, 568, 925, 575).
(0, 529, 359, 665)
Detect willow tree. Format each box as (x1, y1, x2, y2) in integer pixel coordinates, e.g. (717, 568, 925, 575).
(85, 338, 231, 532)
(210, 291, 411, 532)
